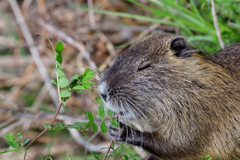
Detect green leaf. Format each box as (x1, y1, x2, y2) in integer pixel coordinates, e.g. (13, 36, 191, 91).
(72, 85, 85, 90)
(98, 105, 105, 120)
(0, 148, 22, 154)
(92, 123, 98, 132)
(107, 152, 116, 158)
(44, 123, 50, 128)
(87, 112, 94, 122)
(95, 97, 102, 104)
(3, 133, 19, 149)
(53, 50, 59, 56)
(55, 42, 63, 65)
(110, 119, 119, 127)
(72, 122, 86, 128)
(84, 68, 91, 75)
(56, 122, 64, 127)
(64, 124, 72, 128)
(55, 59, 61, 67)
(62, 101, 66, 107)
(82, 75, 95, 82)
(39, 152, 43, 160)
(100, 122, 107, 133)
(117, 143, 124, 152)
(82, 86, 92, 89)
(80, 134, 88, 138)
(51, 79, 57, 85)
(83, 121, 92, 130)
(81, 81, 95, 85)
(88, 70, 95, 75)
(23, 138, 31, 146)
(106, 109, 114, 117)
(60, 89, 71, 98)
(75, 89, 83, 94)
(91, 151, 100, 160)
(56, 68, 65, 77)
(123, 154, 129, 160)
(17, 133, 22, 138)
(70, 74, 81, 83)
(55, 42, 64, 54)
(48, 125, 54, 129)
(58, 77, 69, 88)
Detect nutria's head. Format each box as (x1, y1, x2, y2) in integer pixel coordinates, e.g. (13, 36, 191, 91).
(97, 33, 233, 131)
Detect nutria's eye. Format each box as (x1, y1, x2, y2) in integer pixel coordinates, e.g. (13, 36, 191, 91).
(138, 61, 151, 71)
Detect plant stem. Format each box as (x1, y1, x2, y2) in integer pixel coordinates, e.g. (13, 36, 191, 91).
(104, 140, 114, 160)
(103, 113, 119, 160)
(24, 102, 62, 150)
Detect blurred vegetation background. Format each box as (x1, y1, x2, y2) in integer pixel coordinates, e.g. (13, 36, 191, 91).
(0, 0, 239, 159)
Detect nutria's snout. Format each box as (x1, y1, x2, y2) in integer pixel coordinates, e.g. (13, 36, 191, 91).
(98, 81, 108, 102)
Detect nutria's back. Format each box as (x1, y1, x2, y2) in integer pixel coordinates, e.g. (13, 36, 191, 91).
(209, 43, 240, 78)
(98, 33, 240, 160)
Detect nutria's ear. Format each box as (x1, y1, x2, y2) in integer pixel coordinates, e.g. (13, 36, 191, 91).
(170, 37, 188, 57)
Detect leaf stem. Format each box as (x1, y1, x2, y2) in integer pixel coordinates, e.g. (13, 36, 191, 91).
(103, 113, 119, 160)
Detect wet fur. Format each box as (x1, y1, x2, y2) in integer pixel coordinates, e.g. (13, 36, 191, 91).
(98, 33, 240, 160)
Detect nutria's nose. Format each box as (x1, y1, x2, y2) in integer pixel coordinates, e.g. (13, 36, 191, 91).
(101, 94, 107, 102)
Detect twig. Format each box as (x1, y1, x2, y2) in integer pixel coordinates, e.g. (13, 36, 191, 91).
(104, 141, 114, 160)
(88, 0, 96, 28)
(24, 102, 62, 150)
(8, 0, 59, 106)
(104, 113, 119, 160)
(211, 0, 224, 49)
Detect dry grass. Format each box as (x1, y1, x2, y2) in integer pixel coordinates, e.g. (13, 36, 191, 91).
(0, 0, 169, 159)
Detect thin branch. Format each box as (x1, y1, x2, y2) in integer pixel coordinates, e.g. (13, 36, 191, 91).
(88, 0, 96, 28)
(104, 114, 119, 160)
(211, 0, 224, 49)
(24, 102, 62, 150)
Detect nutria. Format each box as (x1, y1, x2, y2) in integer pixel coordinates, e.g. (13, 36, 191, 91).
(97, 33, 240, 160)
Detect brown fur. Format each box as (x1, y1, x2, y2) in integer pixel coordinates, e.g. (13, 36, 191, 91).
(98, 33, 240, 160)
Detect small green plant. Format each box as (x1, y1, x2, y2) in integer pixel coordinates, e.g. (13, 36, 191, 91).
(202, 151, 213, 160)
(0, 133, 29, 154)
(0, 36, 132, 160)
